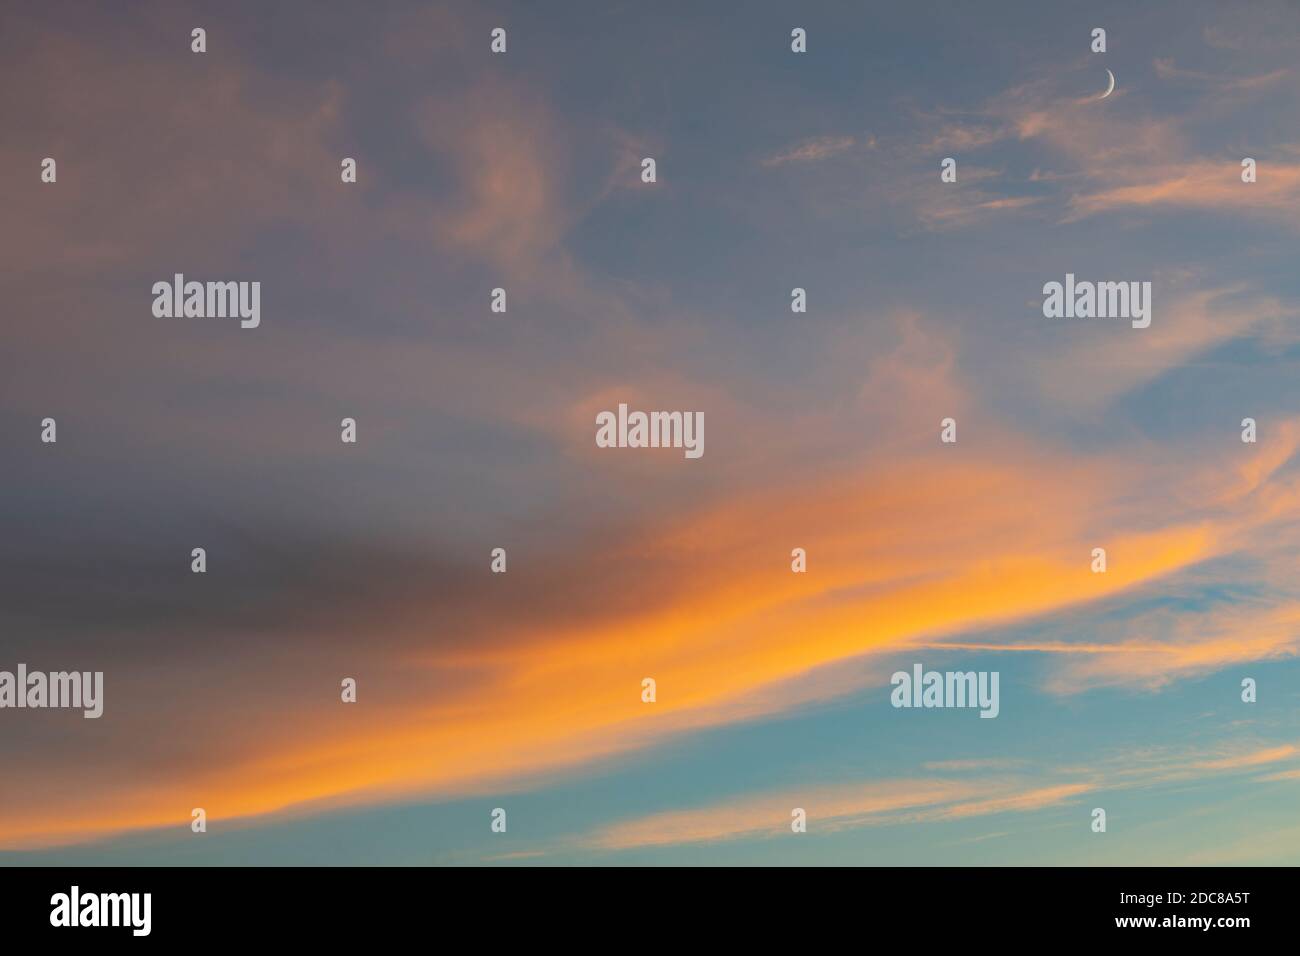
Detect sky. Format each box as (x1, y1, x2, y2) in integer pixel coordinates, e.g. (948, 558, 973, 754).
(2, 0, 1299, 865)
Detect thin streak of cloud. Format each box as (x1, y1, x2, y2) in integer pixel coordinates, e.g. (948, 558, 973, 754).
(759, 135, 859, 167)
(1153, 57, 1291, 92)
(579, 742, 1296, 851)
(1256, 769, 1300, 782)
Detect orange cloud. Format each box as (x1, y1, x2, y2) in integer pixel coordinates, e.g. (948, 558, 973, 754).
(0, 418, 1256, 849)
(5, 22, 1300, 858)
(6, 305, 1298, 850)
(1067, 159, 1300, 221)
(1193, 745, 1297, 770)
(925, 586, 1300, 695)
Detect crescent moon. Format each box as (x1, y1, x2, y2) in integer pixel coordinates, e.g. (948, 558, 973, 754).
(1100, 68, 1115, 99)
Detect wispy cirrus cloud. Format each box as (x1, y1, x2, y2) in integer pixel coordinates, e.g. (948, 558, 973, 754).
(1064, 156, 1300, 221)
(1257, 768, 1300, 782)
(581, 742, 1298, 851)
(586, 778, 1022, 850)
(895, 42, 1300, 229)
(759, 134, 861, 167)
(1153, 57, 1291, 92)
(1027, 286, 1300, 412)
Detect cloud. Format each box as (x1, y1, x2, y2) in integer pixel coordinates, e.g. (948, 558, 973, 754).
(1153, 58, 1291, 92)
(917, 192, 1042, 229)
(409, 82, 572, 278)
(1192, 745, 1296, 771)
(919, 421, 1300, 694)
(922, 758, 1028, 772)
(923, 556, 1300, 696)
(901, 56, 1300, 229)
(586, 778, 999, 850)
(920, 121, 1009, 153)
(0, 31, 349, 279)
(1027, 287, 1300, 412)
(579, 741, 1297, 851)
(1256, 768, 1300, 782)
(1065, 158, 1300, 221)
(760, 135, 860, 167)
(5, 4, 1300, 861)
(6, 305, 1297, 849)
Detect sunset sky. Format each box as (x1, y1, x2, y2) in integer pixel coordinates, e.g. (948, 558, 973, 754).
(2, 0, 1299, 865)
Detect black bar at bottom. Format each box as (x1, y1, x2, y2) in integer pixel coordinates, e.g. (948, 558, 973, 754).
(0, 866, 1288, 943)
